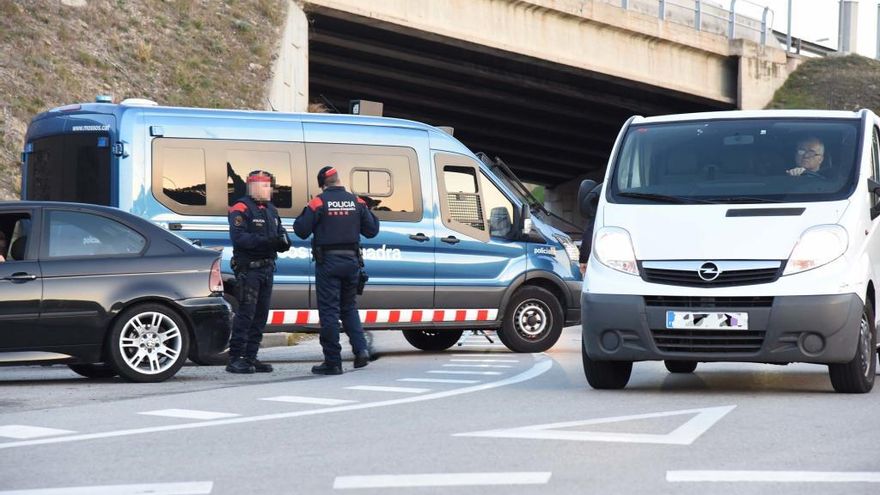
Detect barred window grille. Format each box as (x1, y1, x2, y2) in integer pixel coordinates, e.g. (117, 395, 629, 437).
(447, 192, 485, 230)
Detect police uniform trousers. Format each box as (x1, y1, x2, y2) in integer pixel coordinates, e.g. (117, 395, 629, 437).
(316, 254, 368, 364)
(230, 265, 274, 359)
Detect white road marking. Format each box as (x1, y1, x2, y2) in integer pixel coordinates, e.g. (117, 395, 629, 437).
(457, 405, 736, 445)
(428, 370, 503, 376)
(0, 481, 213, 494)
(451, 353, 511, 357)
(398, 378, 481, 384)
(0, 425, 74, 440)
(333, 472, 552, 489)
(667, 471, 880, 483)
(139, 409, 240, 420)
(345, 386, 430, 394)
(259, 396, 357, 406)
(450, 359, 519, 363)
(0, 358, 551, 450)
(442, 364, 512, 368)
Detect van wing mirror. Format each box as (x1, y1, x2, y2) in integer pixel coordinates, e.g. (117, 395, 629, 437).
(869, 178, 880, 220)
(520, 203, 532, 235)
(577, 179, 601, 217)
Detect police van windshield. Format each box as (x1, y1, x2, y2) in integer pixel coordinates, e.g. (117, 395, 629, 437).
(609, 118, 861, 204)
(25, 132, 112, 205)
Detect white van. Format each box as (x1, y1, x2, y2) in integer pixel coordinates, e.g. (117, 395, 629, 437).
(578, 109, 880, 393)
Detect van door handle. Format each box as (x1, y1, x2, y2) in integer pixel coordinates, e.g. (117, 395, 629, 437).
(409, 233, 430, 242)
(4, 272, 37, 282)
(441, 236, 461, 245)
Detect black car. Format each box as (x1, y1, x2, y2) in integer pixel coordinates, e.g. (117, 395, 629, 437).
(0, 201, 231, 382)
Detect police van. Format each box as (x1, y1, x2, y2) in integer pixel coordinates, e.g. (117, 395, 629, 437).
(21, 98, 583, 355)
(578, 109, 880, 393)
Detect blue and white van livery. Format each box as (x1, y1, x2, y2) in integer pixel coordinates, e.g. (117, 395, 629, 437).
(22, 98, 582, 354)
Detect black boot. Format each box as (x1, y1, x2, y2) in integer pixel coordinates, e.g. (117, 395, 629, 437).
(247, 357, 273, 373)
(311, 362, 343, 375)
(226, 356, 255, 374)
(353, 350, 370, 369)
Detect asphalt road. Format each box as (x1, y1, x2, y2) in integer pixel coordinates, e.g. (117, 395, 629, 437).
(1, 327, 879, 494)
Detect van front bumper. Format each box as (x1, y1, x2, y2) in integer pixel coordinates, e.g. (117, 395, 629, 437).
(581, 293, 862, 364)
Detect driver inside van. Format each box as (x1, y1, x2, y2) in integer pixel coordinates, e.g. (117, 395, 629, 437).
(785, 136, 826, 178)
(0, 231, 6, 262)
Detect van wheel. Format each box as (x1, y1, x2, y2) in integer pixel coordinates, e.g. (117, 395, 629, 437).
(106, 304, 190, 383)
(582, 339, 631, 389)
(68, 363, 118, 379)
(665, 360, 697, 373)
(497, 286, 564, 353)
(402, 330, 463, 351)
(828, 300, 876, 393)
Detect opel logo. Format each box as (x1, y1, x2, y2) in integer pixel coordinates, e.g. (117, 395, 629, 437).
(698, 262, 721, 281)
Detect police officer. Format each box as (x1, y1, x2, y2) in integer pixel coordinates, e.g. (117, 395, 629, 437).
(227, 170, 291, 374)
(294, 166, 379, 375)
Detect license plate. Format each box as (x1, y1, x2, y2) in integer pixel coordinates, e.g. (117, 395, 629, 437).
(665, 311, 749, 330)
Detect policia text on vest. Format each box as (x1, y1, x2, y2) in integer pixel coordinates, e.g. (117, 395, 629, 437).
(226, 170, 291, 374)
(294, 166, 380, 375)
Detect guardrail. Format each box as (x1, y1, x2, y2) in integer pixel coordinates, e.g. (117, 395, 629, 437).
(601, 0, 774, 45)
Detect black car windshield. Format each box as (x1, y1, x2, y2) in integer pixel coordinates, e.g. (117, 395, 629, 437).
(608, 118, 862, 204)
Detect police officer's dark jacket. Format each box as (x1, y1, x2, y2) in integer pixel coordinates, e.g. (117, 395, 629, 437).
(293, 186, 379, 247)
(228, 195, 285, 263)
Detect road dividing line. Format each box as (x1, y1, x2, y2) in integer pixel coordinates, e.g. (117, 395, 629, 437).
(398, 378, 481, 384)
(427, 370, 503, 376)
(0, 481, 213, 494)
(451, 353, 511, 357)
(260, 396, 357, 406)
(442, 364, 512, 368)
(0, 425, 74, 440)
(450, 359, 519, 363)
(139, 409, 239, 420)
(333, 472, 552, 489)
(0, 358, 551, 451)
(667, 471, 880, 483)
(345, 386, 430, 394)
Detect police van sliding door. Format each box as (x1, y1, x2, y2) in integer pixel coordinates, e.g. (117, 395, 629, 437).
(303, 124, 435, 317)
(433, 152, 527, 315)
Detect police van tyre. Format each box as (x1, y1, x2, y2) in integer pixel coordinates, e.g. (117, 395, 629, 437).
(106, 304, 191, 383)
(67, 363, 118, 379)
(582, 340, 632, 389)
(497, 286, 564, 353)
(403, 329, 463, 351)
(828, 300, 876, 393)
(664, 360, 698, 373)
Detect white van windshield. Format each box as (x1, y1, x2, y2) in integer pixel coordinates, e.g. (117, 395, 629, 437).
(609, 118, 861, 204)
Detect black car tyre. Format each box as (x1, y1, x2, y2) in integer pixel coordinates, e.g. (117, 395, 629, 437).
(402, 330, 463, 351)
(189, 349, 229, 366)
(665, 360, 698, 374)
(497, 286, 564, 353)
(829, 300, 876, 393)
(68, 363, 118, 379)
(582, 339, 632, 389)
(107, 303, 190, 383)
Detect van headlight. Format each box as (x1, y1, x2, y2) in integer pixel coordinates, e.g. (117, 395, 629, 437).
(594, 227, 638, 275)
(783, 225, 848, 276)
(554, 234, 579, 265)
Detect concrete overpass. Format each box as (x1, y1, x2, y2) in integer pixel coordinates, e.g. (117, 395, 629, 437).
(269, 0, 797, 228)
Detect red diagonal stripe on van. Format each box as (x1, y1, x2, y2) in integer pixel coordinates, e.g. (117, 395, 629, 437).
(477, 309, 489, 321)
(270, 311, 284, 325)
(455, 310, 467, 321)
(433, 310, 445, 322)
(388, 310, 400, 323)
(365, 311, 378, 323)
(295, 311, 309, 325)
(411, 310, 423, 323)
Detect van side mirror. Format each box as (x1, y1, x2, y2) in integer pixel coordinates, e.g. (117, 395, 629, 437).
(520, 203, 532, 236)
(868, 178, 880, 220)
(577, 179, 600, 217)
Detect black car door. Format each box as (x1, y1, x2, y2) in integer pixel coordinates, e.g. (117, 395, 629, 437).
(0, 208, 43, 350)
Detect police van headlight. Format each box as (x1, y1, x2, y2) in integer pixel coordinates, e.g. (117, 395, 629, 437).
(554, 234, 579, 265)
(594, 227, 638, 275)
(783, 225, 848, 276)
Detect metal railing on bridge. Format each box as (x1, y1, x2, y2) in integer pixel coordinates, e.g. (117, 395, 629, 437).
(600, 0, 774, 45)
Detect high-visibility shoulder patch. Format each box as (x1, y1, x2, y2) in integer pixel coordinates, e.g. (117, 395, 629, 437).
(229, 202, 248, 214)
(356, 197, 366, 205)
(308, 197, 324, 211)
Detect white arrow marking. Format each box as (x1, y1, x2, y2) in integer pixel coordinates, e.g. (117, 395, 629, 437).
(0, 481, 213, 494)
(456, 405, 736, 445)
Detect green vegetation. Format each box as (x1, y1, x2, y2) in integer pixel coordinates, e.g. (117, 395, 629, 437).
(0, 0, 287, 199)
(767, 55, 880, 114)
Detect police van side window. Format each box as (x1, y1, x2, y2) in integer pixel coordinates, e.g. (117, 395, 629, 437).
(435, 152, 491, 243)
(304, 143, 422, 222)
(480, 174, 515, 238)
(226, 149, 293, 209)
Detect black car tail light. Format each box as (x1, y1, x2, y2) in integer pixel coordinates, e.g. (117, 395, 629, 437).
(209, 258, 223, 293)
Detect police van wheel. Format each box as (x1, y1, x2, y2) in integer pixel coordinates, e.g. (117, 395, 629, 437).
(828, 300, 876, 393)
(68, 363, 118, 379)
(664, 360, 698, 374)
(497, 286, 564, 353)
(582, 339, 631, 389)
(402, 330, 463, 351)
(106, 304, 191, 383)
